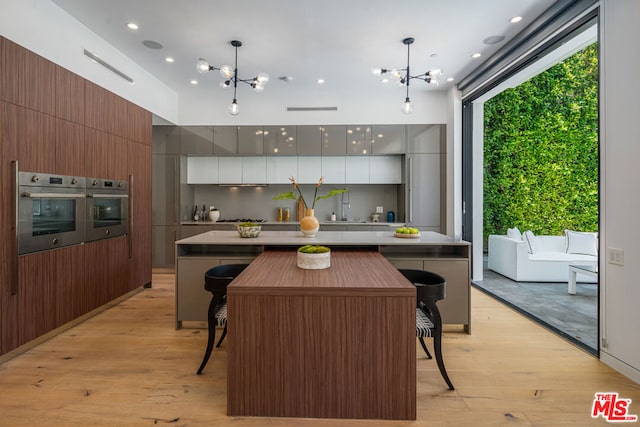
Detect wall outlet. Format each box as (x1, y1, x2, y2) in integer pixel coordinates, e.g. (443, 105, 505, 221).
(376, 206, 384, 213)
(607, 247, 624, 266)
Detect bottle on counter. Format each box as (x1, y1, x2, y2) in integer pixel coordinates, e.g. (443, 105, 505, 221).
(277, 207, 283, 222)
(284, 207, 290, 222)
(193, 205, 199, 222)
(201, 204, 208, 221)
(330, 212, 337, 222)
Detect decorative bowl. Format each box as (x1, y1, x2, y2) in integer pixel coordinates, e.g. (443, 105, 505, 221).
(297, 245, 331, 269)
(237, 223, 261, 238)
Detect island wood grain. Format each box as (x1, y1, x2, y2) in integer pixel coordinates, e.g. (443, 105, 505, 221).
(227, 250, 416, 420)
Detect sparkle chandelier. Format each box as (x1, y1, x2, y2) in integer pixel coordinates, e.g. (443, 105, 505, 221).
(197, 40, 269, 116)
(372, 37, 441, 114)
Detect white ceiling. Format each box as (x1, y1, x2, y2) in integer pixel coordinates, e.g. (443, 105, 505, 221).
(50, 0, 556, 122)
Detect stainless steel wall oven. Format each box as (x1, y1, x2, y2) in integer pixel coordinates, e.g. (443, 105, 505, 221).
(85, 177, 129, 242)
(18, 172, 86, 254)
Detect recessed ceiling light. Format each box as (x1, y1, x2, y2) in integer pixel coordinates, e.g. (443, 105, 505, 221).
(317, 78, 325, 84)
(471, 52, 482, 59)
(483, 35, 505, 45)
(190, 80, 198, 85)
(126, 22, 139, 30)
(447, 77, 454, 82)
(510, 16, 523, 23)
(165, 57, 174, 63)
(142, 40, 163, 50)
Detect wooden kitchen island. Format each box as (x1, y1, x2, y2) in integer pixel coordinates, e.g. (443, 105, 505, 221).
(175, 230, 472, 332)
(226, 250, 416, 419)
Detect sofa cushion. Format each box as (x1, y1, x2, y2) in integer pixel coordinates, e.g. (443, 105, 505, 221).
(507, 227, 522, 241)
(565, 229, 598, 256)
(523, 230, 541, 254)
(529, 251, 596, 262)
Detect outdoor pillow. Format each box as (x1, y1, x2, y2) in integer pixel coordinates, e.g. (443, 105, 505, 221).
(565, 229, 598, 256)
(523, 230, 541, 254)
(507, 227, 522, 241)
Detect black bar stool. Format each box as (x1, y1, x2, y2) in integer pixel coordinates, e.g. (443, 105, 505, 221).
(399, 269, 455, 390)
(196, 263, 248, 375)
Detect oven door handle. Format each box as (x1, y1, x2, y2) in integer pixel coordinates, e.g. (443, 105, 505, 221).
(21, 192, 86, 199)
(87, 194, 129, 199)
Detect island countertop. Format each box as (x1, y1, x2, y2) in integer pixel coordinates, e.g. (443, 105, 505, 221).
(175, 230, 469, 246)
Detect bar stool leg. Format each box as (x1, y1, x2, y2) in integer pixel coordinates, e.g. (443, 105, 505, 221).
(418, 336, 433, 359)
(196, 296, 219, 375)
(216, 324, 227, 348)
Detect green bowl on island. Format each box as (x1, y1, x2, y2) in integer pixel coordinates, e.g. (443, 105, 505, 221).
(237, 222, 261, 238)
(297, 245, 331, 269)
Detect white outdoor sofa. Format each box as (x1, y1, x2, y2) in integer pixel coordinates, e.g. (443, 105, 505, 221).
(488, 234, 598, 283)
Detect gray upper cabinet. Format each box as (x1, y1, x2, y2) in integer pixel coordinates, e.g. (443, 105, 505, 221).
(152, 125, 180, 155)
(407, 124, 444, 154)
(321, 125, 347, 155)
(264, 126, 296, 155)
(371, 125, 406, 154)
(238, 126, 264, 154)
(180, 126, 214, 155)
(346, 125, 371, 155)
(296, 126, 322, 155)
(213, 126, 239, 155)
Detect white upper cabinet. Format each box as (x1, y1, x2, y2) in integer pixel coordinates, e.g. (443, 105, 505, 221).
(370, 156, 402, 184)
(242, 157, 266, 184)
(187, 156, 218, 184)
(322, 156, 346, 184)
(266, 156, 298, 184)
(217, 157, 242, 184)
(297, 156, 322, 184)
(345, 156, 370, 183)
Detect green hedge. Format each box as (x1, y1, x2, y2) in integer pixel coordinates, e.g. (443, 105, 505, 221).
(483, 43, 598, 239)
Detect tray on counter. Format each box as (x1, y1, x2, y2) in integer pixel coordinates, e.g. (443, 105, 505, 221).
(393, 232, 421, 239)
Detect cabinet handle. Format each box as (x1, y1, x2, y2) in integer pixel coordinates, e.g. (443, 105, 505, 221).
(174, 157, 179, 223)
(128, 174, 134, 259)
(408, 156, 413, 223)
(12, 160, 19, 295)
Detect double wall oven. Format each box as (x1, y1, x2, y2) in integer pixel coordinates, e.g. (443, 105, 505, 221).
(85, 177, 128, 242)
(18, 171, 86, 254)
(17, 171, 129, 254)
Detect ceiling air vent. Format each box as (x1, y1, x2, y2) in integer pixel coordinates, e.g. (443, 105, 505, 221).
(286, 107, 338, 112)
(83, 49, 134, 84)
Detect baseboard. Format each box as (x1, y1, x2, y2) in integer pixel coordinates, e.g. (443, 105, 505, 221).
(0, 286, 144, 366)
(600, 351, 640, 384)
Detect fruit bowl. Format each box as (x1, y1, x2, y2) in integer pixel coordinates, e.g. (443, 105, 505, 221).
(394, 227, 421, 239)
(237, 222, 261, 238)
(297, 245, 331, 269)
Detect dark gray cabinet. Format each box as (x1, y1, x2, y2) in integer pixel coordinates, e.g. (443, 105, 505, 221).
(346, 125, 371, 155)
(181, 126, 213, 155)
(296, 126, 322, 155)
(152, 125, 179, 155)
(321, 125, 347, 154)
(152, 225, 178, 269)
(264, 125, 296, 154)
(238, 126, 264, 154)
(407, 124, 443, 153)
(214, 126, 238, 154)
(371, 125, 406, 154)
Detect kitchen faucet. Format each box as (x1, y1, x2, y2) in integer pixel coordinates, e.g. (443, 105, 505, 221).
(341, 189, 350, 221)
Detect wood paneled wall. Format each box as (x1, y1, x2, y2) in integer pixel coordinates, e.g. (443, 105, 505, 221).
(0, 36, 152, 357)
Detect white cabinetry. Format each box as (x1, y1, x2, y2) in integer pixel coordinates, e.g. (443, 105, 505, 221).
(266, 156, 297, 183)
(345, 156, 370, 183)
(242, 157, 266, 184)
(218, 157, 242, 184)
(297, 156, 322, 183)
(322, 156, 346, 184)
(370, 156, 402, 184)
(187, 156, 218, 184)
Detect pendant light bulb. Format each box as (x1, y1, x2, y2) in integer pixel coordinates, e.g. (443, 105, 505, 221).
(229, 99, 240, 116)
(402, 97, 413, 115)
(196, 58, 210, 74)
(220, 65, 234, 79)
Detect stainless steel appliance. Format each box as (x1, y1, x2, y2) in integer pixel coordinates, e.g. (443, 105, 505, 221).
(18, 171, 86, 254)
(85, 177, 129, 242)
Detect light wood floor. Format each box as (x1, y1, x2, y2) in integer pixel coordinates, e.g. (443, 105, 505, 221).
(0, 273, 638, 426)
